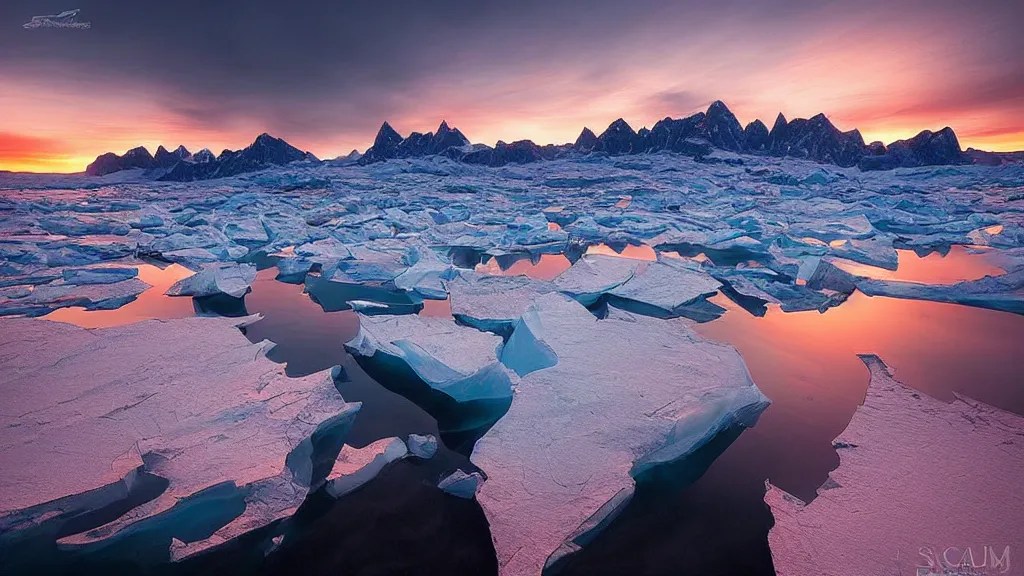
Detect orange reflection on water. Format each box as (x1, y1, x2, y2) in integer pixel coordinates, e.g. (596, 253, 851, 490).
(695, 290, 1024, 498)
(475, 253, 572, 280)
(831, 246, 1005, 285)
(418, 298, 454, 319)
(585, 243, 657, 261)
(42, 264, 197, 328)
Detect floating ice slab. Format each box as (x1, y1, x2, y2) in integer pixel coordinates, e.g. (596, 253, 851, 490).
(446, 270, 555, 334)
(552, 254, 639, 306)
(472, 293, 770, 575)
(407, 433, 439, 459)
(765, 354, 1024, 576)
(0, 316, 357, 567)
(827, 235, 898, 270)
(165, 262, 256, 299)
(0, 278, 151, 317)
(393, 244, 454, 299)
(438, 470, 483, 499)
(607, 258, 722, 318)
(294, 237, 353, 263)
(61, 266, 139, 285)
(325, 437, 409, 499)
(857, 269, 1024, 314)
(346, 313, 513, 405)
(274, 256, 313, 283)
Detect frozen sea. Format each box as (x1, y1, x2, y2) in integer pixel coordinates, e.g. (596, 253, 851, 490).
(1, 152, 1022, 575)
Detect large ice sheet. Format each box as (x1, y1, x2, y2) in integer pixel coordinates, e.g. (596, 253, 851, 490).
(765, 355, 1024, 576)
(0, 316, 357, 565)
(472, 293, 770, 575)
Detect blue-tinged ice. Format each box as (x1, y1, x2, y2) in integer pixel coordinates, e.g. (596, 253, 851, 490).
(345, 313, 513, 405)
(470, 293, 769, 575)
(165, 262, 256, 299)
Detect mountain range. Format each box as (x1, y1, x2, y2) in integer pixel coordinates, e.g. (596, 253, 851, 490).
(84, 101, 1019, 181)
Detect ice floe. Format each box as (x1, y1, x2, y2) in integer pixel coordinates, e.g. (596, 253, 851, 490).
(0, 278, 150, 317)
(165, 262, 256, 299)
(438, 470, 484, 499)
(446, 270, 555, 335)
(472, 293, 770, 575)
(0, 315, 356, 568)
(765, 354, 1024, 576)
(346, 313, 510, 403)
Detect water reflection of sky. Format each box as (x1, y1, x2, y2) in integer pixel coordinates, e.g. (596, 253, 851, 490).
(831, 245, 1005, 284)
(42, 262, 196, 328)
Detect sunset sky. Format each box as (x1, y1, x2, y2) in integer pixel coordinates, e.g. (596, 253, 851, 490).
(1, 0, 1022, 173)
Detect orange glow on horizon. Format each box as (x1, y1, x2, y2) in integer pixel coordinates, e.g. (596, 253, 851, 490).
(3, 18, 1024, 176)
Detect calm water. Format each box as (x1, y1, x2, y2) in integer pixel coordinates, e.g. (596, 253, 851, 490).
(37, 245, 1024, 575)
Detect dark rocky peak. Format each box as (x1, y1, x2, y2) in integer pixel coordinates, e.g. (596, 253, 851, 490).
(242, 133, 308, 165)
(574, 127, 599, 152)
(704, 100, 745, 152)
(359, 122, 405, 164)
(375, 122, 403, 147)
(647, 113, 705, 153)
(192, 149, 216, 163)
(430, 120, 470, 154)
(395, 131, 434, 158)
(768, 112, 789, 151)
(85, 146, 156, 176)
(597, 118, 642, 155)
(493, 140, 546, 165)
(743, 120, 770, 152)
(154, 145, 191, 168)
(122, 146, 155, 164)
(460, 139, 555, 167)
(768, 113, 864, 167)
(84, 153, 122, 176)
(860, 126, 963, 171)
(865, 141, 887, 155)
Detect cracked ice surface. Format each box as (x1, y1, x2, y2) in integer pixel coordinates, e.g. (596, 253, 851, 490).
(473, 293, 770, 575)
(1, 154, 1023, 317)
(765, 355, 1024, 576)
(0, 315, 356, 561)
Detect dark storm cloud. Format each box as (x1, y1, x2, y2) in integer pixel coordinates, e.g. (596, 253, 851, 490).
(1, 0, 1023, 151)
